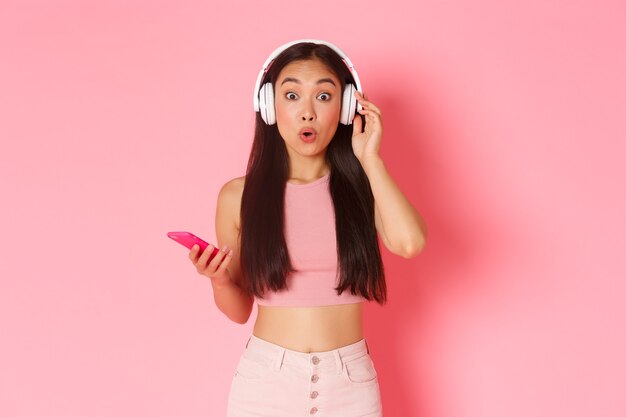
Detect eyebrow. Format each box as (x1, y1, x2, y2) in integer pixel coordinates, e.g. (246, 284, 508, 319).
(280, 77, 337, 87)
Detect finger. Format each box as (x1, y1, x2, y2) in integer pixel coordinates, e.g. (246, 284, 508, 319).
(355, 91, 368, 106)
(357, 108, 380, 120)
(189, 244, 200, 262)
(366, 104, 381, 116)
(208, 245, 230, 271)
(216, 249, 233, 272)
(197, 244, 216, 266)
(355, 92, 382, 115)
(359, 100, 381, 115)
(355, 91, 371, 106)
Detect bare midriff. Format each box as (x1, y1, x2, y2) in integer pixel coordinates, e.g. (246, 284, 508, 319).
(252, 302, 364, 353)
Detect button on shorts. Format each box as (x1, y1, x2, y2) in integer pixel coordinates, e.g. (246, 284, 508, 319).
(226, 334, 383, 417)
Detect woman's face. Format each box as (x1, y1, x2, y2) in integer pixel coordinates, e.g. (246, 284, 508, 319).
(274, 58, 342, 160)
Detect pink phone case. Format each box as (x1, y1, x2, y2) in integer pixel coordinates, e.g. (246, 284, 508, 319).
(167, 231, 220, 261)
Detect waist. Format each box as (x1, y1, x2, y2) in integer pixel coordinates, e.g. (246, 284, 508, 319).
(253, 302, 364, 352)
(243, 333, 371, 373)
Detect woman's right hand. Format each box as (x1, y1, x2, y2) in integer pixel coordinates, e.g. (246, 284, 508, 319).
(189, 244, 234, 287)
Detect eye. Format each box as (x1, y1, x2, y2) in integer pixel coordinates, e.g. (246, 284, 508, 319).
(284, 92, 332, 101)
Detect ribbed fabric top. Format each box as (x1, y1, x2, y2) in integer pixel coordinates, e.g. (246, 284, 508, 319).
(254, 172, 367, 307)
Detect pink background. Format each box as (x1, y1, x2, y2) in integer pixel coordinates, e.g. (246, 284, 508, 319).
(1, 1, 625, 416)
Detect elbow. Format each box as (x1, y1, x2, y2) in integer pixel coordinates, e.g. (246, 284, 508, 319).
(400, 246, 421, 259)
(400, 237, 426, 259)
(401, 221, 428, 259)
(229, 312, 250, 325)
(231, 303, 254, 325)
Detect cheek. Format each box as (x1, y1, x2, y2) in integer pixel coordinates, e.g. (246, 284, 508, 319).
(276, 122, 290, 142)
(275, 101, 296, 123)
(275, 102, 285, 119)
(322, 103, 341, 125)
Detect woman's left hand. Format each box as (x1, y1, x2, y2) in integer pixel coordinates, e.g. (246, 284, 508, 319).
(351, 91, 383, 164)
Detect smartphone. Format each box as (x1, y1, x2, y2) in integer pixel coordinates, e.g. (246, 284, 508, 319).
(167, 231, 220, 261)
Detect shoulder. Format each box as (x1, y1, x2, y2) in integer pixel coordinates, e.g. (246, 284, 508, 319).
(219, 176, 245, 198)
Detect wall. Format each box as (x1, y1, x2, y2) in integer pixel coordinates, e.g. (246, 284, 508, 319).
(1, 1, 624, 416)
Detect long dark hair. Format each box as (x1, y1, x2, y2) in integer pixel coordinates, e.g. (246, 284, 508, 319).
(239, 42, 387, 304)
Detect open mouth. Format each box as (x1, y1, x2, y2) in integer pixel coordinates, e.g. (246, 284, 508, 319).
(299, 131, 317, 143)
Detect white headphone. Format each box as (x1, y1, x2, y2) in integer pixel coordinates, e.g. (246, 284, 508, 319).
(253, 39, 363, 126)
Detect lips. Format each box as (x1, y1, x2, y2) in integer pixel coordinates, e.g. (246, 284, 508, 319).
(299, 127, 317, 136)
(298, 127, 318, 143)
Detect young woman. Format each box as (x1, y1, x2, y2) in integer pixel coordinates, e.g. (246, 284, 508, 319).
(188, 39, 427, 417)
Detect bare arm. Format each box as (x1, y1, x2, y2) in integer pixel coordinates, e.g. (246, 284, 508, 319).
(189, 177, 254, 324)
(364, 155, 428, 258)
(351, 91, 427, 258)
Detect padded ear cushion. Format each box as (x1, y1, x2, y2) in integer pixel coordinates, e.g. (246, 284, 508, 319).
(341, 83, 356, 125)
(258, 82, 268, 124)
(259, 82, 276, 125)
(265, 83, 275, 125)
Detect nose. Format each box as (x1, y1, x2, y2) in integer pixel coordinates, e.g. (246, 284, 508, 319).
(300, 100, 316, 121)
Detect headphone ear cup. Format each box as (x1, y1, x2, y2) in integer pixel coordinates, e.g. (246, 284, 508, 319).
(265, 83, 275, 125)
(259, 82, 276, 125)
(341, 83, 356, 125)
(259, 82, 268, 124)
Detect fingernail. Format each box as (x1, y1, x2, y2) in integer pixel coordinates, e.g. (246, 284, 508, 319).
(221, 245, 229, 252)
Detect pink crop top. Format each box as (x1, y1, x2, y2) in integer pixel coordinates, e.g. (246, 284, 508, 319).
(254, 172, 368, 307)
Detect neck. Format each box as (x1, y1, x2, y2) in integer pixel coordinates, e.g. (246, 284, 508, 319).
(288, 159, 330, 183)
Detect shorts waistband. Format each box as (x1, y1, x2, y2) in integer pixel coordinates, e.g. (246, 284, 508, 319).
(244, 334, 371, 374)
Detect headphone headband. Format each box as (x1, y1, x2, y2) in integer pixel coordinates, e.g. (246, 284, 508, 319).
(253, 39, 362, 112)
